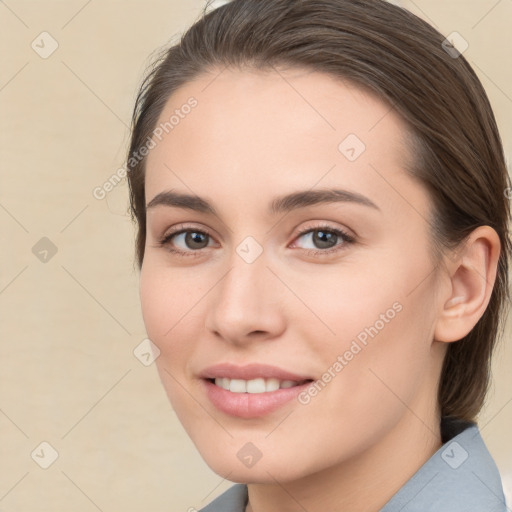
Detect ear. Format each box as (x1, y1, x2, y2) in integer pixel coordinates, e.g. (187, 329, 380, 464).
(434, 225, 501, 343)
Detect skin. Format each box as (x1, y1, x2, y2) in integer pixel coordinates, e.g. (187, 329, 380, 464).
(139, 66, 500, 512)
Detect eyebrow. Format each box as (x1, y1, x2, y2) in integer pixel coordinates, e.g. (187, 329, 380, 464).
(146, 188, 380, 215)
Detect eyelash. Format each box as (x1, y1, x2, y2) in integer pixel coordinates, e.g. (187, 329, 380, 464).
(156, 223, 355, 258)
(293, 225, 355, 256)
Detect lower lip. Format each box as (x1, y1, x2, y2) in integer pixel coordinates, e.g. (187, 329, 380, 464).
(202, 379, 312, 419)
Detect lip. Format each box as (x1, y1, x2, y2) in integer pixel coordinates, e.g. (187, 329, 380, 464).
(199, 363, 312, 381)
(199, 363, 314, 419)
(201, 379, 313, 419)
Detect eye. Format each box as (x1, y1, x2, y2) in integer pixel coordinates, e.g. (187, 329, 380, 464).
(155, 223, 355, 258)
(157, 225, 216, 257)
(291, 224, 355, 255)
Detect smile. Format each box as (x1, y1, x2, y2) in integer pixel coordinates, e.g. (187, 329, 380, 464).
(212, 377, 310, 393)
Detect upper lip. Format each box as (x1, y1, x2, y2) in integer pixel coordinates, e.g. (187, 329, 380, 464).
(199, 363, 313, 382)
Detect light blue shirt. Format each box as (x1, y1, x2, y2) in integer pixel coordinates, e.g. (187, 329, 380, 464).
(199, 417, 508, 511)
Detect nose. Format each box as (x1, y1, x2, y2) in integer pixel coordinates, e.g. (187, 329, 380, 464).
(204, 251, 287, 347)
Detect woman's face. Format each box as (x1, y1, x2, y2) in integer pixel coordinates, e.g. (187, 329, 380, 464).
(140, 67, 448, 483)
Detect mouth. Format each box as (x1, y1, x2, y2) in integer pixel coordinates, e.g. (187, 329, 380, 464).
(199, 363, 315, 418)
(207, 377, 313, 393)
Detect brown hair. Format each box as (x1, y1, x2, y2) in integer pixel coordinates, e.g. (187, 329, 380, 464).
(126, 0, 511, 422)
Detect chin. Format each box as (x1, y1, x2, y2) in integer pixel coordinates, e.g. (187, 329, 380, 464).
(192, 438, 320, 484)
(202, 457, 295, 484)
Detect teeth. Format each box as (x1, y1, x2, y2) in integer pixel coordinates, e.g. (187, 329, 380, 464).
(246, 378, 266, 393)
(214, 377, 301, 393)
(229, 379, 246, 393)
(266, 378, 280, 392)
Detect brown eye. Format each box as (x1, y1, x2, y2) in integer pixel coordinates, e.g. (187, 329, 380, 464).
(293, 225, 355, 254)
(310, 229, 339, 249)
(158, 228, 215, 256)
(180, 231, 210, 250)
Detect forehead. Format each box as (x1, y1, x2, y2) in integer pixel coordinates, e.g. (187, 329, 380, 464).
(147, 66, 408, 155)
(143, 66, 425, 219)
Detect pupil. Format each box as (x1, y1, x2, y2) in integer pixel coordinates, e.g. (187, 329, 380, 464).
(314, 230, 337, 249)
(186, 232, 208, 249)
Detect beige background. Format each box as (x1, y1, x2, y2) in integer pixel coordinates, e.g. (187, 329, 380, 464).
(0, 0, 511, 510)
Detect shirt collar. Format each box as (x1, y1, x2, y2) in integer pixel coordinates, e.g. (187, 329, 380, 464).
(380, 416, 507, 511)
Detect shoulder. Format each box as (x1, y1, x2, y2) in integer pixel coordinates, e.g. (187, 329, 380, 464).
(380, 417, 508, 511)
(198, 483, 248, 512)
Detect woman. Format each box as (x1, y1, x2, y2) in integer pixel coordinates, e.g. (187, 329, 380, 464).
(126, 0, 510, 510)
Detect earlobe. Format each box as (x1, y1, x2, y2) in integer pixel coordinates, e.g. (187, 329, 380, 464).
(434, 226, 501, 344)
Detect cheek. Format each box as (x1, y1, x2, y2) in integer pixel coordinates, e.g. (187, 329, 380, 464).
(300, 249, 437, 416)
(294, 259, 406, 359)
(139, 266, 202, 422)
(139, 266, 168, 344)
(139, 264, 193, 365)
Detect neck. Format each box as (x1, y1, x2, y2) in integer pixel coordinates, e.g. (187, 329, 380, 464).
(245, 411, 442, 512)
